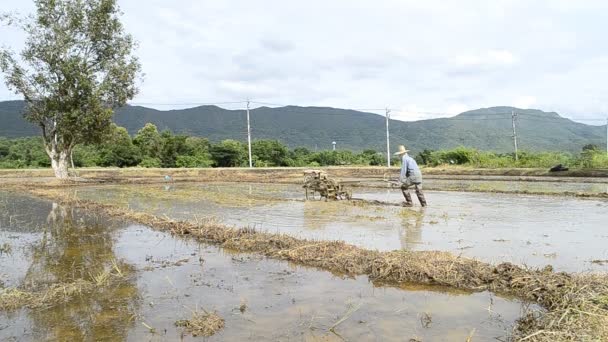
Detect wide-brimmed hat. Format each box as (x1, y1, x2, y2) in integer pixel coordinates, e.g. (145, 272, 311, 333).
(393, 145, 410, 155)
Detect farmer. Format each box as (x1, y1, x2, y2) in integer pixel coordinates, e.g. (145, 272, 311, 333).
(394, 145, 427, 207)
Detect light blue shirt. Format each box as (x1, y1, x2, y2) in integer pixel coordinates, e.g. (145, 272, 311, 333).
(400, 154, 422, 184)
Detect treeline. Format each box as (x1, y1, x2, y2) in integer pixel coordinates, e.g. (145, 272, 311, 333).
(0, 123, 391, 169)
(1, 123, 606, 169)
(415, 146, 608, 169)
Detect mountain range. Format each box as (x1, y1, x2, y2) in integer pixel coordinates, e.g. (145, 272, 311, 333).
(1, 100, 605, 153)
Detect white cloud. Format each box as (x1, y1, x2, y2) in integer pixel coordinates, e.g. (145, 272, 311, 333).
(0, 0, 607, 123)
(454, 50, 517, 68)
(513, 96, 537, 109)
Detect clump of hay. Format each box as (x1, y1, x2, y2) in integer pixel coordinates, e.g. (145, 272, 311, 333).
(0, 259, 130, 312)
(175, 310, 225, 337)
(0, 279, 94, 311)
(26, 188, 608, 340)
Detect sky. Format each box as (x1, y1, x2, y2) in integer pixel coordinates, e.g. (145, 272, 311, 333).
(1, 0, 608, 124)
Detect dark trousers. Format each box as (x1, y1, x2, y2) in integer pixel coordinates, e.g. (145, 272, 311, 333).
(401, 182, 427, 206)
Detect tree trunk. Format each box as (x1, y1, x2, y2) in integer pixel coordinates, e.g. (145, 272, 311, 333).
(48, 148, 70, 179)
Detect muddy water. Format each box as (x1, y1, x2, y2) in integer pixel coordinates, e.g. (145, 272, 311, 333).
(421, 178, 608, 195)
(0, 192, 527, 341)
(74, 183, 608, 273)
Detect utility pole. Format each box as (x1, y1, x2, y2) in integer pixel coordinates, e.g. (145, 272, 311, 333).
(246, 100, 252, 168)
(511, 110, 519, 161)
(385, 108, 391, 167)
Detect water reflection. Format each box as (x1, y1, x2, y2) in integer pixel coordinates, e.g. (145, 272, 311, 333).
(399, 209, 425, 250)
(22, 202, 141, 341)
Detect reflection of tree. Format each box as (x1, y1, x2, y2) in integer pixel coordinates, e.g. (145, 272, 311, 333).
(23, 202, 140, 341)
(399, 209, 425, 250)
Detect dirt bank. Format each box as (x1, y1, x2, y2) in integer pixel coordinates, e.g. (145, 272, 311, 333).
(1, 165, 607, 183)
(21, 188, 608, 341)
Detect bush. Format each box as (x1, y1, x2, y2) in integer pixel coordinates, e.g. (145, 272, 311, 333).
(418, 146, 577, 169)
(175, 155, 213, 168)
(210, 140, 247, 167)
(576, 150, 608, 168)
(139, 157, 162, 168)
(252, 140, 289, 166)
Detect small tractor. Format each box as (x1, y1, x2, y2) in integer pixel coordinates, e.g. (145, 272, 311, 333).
(303, 170, 352, 200)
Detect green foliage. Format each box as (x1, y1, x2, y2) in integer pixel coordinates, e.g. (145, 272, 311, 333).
(133, 123, 162, 159)
(210, 140, 247, 167)
(415, 149, 434, 165)
(415, 146, 605, 169)
(73, 144, 102, 167)
(582, 144, 600, 151)
(96, 124, 141, 167)
(175, 155, 213, 168)
(0, 137, 49, 168)
(138, 157, 161, 168)
(576, 149, 608, 168)
(356, 149, 386, 166)
(184, 137, 211, 156)
(252, 140, 289, 166)
(2, 123, 606, 170)
(159, 130, 189, 168)
(0, 0, 141, 177)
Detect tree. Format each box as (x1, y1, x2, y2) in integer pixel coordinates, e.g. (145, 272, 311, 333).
(210, 140, 246, 167)
(582, 144, 599, 152)
(133, 123, 162, 159)
(159, 130, 188, 168)
(356, 149, 385, 166)
(184, 136, 211, 156)
(252, 139, 289, 166)
(0, 0, 141, 178)
(97, 124, 140, 167)
(415, 149, 434, 165)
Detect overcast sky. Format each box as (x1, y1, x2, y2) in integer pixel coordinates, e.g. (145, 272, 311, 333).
(1, 0, 607, 123)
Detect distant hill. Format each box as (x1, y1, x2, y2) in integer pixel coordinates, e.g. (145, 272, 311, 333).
(0, 100, 605, 153)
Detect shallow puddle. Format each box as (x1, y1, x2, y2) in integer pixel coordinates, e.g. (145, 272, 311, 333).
(0, 192, 527, 341)
(73, 182, 608, 273)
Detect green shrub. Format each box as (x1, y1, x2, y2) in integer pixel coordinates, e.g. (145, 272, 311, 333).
(175, 155, 213, 168)
(139, 157, 162, 168)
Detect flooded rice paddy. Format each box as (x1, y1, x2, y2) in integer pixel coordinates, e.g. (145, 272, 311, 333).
(0, 192, 528, 341)
(420, 178, 608, 195)
(73, 182, 608, 273)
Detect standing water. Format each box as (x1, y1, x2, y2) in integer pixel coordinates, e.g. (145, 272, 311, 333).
(0, 191, 529, 341)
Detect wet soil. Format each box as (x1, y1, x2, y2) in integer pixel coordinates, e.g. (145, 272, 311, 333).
(0, 192, 526, 341)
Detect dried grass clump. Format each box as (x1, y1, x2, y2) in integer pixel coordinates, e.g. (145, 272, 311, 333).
(0, 279, 93, 311)
(0, 259, 130, 312)
(175, 310, 225, 337)
(26, 188, 608, 340)
(513, 274, 608, 341)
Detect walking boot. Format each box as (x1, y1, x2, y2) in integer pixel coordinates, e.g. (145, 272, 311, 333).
(416, 191, 427, 207)
(402, 192, 414, 207)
